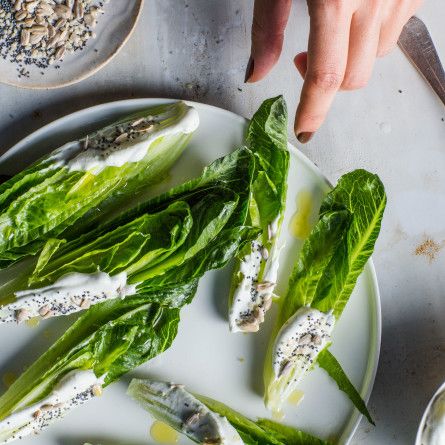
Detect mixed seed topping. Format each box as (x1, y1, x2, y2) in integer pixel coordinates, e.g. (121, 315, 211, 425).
(80, 115, 158, 154)
(0, 0, 108, 77)
(0, 271, 136, 323)
(233, 239, 276, 332)
(0, 371, 104, 442)
(273, 307, 335, 383)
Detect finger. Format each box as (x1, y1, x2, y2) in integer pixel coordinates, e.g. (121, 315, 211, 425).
(294, 52, 308, 78)
(341, 5, 381, 90)
(378, 0, 424, 57)
(246, 0, 292, 83)
(295, 1, 353, 141)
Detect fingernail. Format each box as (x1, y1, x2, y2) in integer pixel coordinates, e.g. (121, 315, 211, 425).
(244, 56, 254, 83)
(296, 132, 314, 144)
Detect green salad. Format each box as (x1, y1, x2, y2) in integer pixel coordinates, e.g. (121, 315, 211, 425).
(0, 97, 386, 444)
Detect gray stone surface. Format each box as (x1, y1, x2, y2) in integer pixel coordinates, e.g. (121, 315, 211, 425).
(0, 1, 444, 443)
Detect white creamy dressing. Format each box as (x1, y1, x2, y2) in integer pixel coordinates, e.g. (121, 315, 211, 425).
(229, 216, 282, 333)
(0, 271, 137, 323)
(140, 381, 243, 445)
(271, 306, 335, 403)
(51, 104, 199, 174)
(421, 388, 445, 445)
(0, 370, 105, 443)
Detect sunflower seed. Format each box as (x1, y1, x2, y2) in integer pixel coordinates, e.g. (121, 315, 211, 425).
(299, 334, 312, 345)
(47, 24, 55, 38)
(32, 409, 42, 419)
(253, 307, 265, 323)
(15, 308, 30, 323)
(80, 298, 91, 309)
(83, 12, 94, 26)
(14, 0, 23, 12)
(54, 17, 66, 29)
(54, 4, 71, 19)
(37, 3, 54, 16)
(23, 17, 35, 26)
(55, 44, 65, 59)
(20, 29, 30, 45)
(38, 305, 51, 317)
(238, 317, 259, 332)
(263, 295, 273, 311)
(131, 118, 145, 127)
(73, 0, 84, 19)
(185, 412, 201, 425)
(40, 404, 54, 412)
(47, 33, 60, 47)
(42, 310, 55, 319)
(92, 384, 103, 397)
(136, 123, 155, 133)
(278, 360, 292, 377)
(312, 334, 322, 345)
(255, 281, 275, 291)
(115, 133, 128, 144)
(15, 10, 27, 21)
(25, 1, 38, 12)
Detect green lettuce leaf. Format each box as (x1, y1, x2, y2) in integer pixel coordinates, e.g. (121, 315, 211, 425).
(264, 169, 386, 418)
(229, 96, 290, 333)
(0, 102, 197, 269)
(317, 349, 374, 425)
(312, 169, 387, 317)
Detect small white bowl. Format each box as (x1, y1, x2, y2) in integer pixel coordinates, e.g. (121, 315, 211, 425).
(416, 380, 445, 445)
(0, 0, 143, 89)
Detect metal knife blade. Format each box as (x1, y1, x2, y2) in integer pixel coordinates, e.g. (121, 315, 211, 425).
(398, 16, 445, 106)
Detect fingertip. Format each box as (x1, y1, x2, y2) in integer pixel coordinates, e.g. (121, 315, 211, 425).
(294, 105, 315, 144)
(296, 131, 314, 144)
(293, 52, 308, 78)
(244, 56, 255, 83)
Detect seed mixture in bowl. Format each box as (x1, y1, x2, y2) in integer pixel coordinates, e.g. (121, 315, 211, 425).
(0, 0, 108, 77)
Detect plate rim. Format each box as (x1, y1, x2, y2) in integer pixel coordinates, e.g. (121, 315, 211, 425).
(0, 0, 144, 90)
(0, 97, 382, 444)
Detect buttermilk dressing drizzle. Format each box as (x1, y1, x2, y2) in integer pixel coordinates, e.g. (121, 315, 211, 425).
(0, 370, 105, 443)
(51, 104, 199, 174)
(0, 271, 137, 323)
(229, 216, 282, 333)
(268, 306, 335, 408)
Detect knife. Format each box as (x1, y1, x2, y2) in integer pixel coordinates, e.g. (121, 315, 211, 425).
(398, 16, 445, 106)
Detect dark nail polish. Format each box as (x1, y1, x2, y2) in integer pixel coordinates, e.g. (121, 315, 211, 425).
(297, 132, 314, 144)
(244, 57, 254, 83)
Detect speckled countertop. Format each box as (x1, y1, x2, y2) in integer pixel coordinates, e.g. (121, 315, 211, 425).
(0, 1, 444, 444)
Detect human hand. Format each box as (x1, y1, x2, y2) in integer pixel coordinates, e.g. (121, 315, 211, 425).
(245, 0, 423, 143)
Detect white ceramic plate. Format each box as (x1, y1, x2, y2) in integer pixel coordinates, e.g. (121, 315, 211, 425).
(0, 99, 381, 445)
(0, 0, 143, 89)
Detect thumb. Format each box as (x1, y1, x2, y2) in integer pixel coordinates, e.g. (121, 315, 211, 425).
(246, 0, 292, 83)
